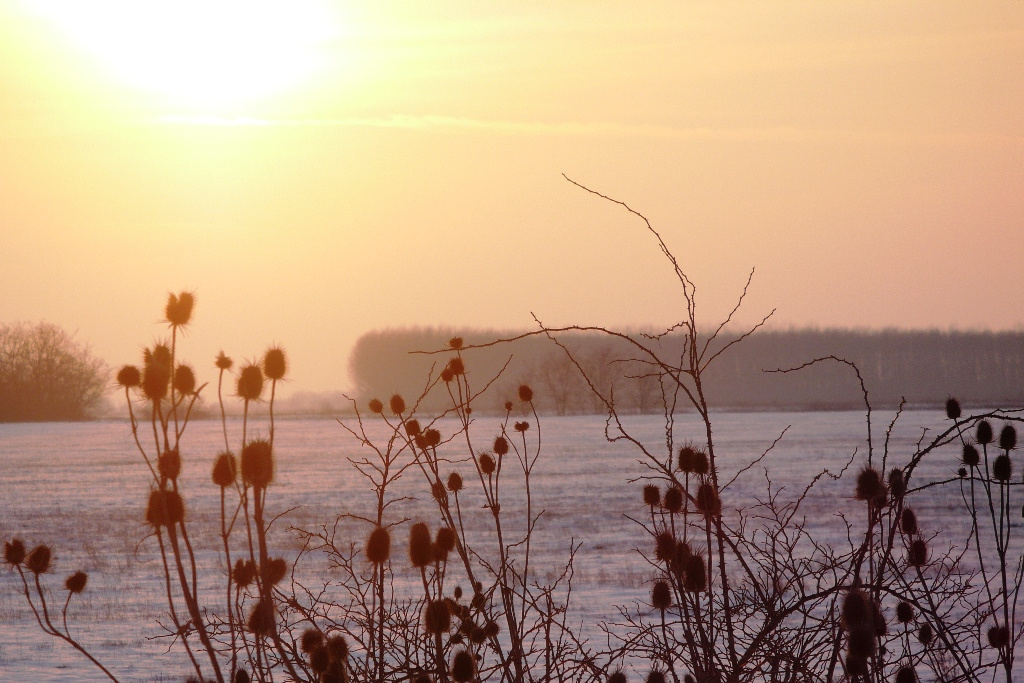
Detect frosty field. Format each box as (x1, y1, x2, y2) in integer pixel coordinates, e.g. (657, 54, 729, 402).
(0, 411, 988, 681)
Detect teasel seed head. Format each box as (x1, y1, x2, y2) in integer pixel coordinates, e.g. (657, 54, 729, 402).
(24, 545, 52, 574)
(447, 357, 465, 376)
(651, 580, 672, 610)
(855, 467, 885, 502)
(888, 468, 906, 499)
(212, 452, 237, 488)
(409, 522, 433, 568)
(263, 346, 286, 381)
(117, 365, 141, 388)
(389, 394, 405, 415)
(896, 600, 914, 624)
(158, 449, 181, 481)
(901, 508, 918, 535)
(918, 622, 933, 645)
(958, 467, 968, 478)
(695, 483, 721, 518)
(436, 527, 457, 556)
(173, 365, 196, 395)
(233, 670, 250, 683)
(663, 486, 683, 514)
(478, 452, 496, 475)
(494, 436, 509, 455)
(993, 454, 1012, 481)
(908, 539, 928, 567)
(977, 420, 993, 445)
(368, 398, 383, 414)
(643, 484, 661, 507)
(366, 526, 391, 564)
(405, 419, 422, 437)
(844, 654, 868, 677)
(677, 445, 697, 472)
(262, 557, 287, 586)
(441, 368, 454, 383)
(301, 628, 324, 653)
(237, 363, 264, 402)
(483, 620, 499, 637)
(963, 443, 980, 467)
(247, 600, 275, 635)
(215, 351, 233, 370)
(895, 665, 917, 683)
(1000, 424, 1017, 451)
(684, 554, 706, 592)
(449, 337, 463, 350)
(514, 421, 530, 432)
(424, 428, 441, 447)
(424, 599, 452, 634)
(691, 449, 709, 475)
(4, 539, 26, 565)
(451, 649, 475, 683)
(842, 589, 869, 629)
(608, 670, 627, 683)
(326, 634, 348, 661)
(142, 361, 170, 402)
(654, 531, 675, 562)
(233, 558, 256, 587)
(431, 481, 447, 502)
(241, 439, 274, 489)
(146, 490, 185, 527)
(504, 400, 513, 411)
(945, 397, 961, 420)
(646, 671, 666, 683)
(165, 291, 194, 327)
(65, 571, 88, 593)
(308, 647, 329, 674)
(447, 472, 464, 493)
(872, 600, 887, 636)
(847, 623, 877, 659)
(518, 384, 533, 402)
(988, 624, 1009, 648)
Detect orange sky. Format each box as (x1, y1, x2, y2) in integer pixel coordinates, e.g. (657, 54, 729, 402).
(1, 1, 1021, 394)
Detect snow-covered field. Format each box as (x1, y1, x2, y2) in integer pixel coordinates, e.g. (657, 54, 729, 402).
(0, 411, 993, 681)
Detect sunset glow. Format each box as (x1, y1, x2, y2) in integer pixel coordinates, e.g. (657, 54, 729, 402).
(22, 0, 337, 107)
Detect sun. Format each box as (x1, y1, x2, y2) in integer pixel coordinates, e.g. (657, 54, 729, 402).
(24, 0, 338, 109)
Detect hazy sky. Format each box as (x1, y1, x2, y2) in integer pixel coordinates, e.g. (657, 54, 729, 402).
(1, 1, 1021, 394)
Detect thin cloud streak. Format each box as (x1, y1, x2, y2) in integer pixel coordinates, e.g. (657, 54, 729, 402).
(157, 114, 1023, 148)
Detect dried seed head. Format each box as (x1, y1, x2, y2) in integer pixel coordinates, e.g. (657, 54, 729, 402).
(424, 428, 441, 447)
(514, 421, 530, 432)
(451, 649, 475, 683)
(308, 647, 329, 673)
(518, 384, 533, 402)
(148, 343, 171, 369)
(300, 628, 324, 653)
(654, 531, 675, 563)
(263, 347, 286, 381)
(368, 398, 383, 414)
(945, 397, 961, 420)
(608, 670, 627, 683)
(663, 486, 684, 513)
(469, 625, 486, 644)
(173, 365, 196, 395)
(963, 444, 980, 467)
(25, 545, 52, 574)
(215, 351, 233, 370)
(872, 601, 887, 636)
(447, 357, 465, 376)
(449, 337, 463, 350)
(233, 558, 256, 587)
(241, 439, 274, 489)
(478, 453, 496, 475)
(165, 292, 195, 327)
(431, 481, 447, 502)
(237, 363, 264, 402)
(117, 365, 141, 388)
(977, 420, 994, 445)
(959, 467, 968, 478)
(405, 419, 422, 437)
(895, 665, 917, 683)
(695, 483, 721, 518)
(441, 368, 454, 383)
(326, 634, 348, 661)
(234, 670, 251, 683)
(504, 400, 513, 411)
(988, 624, 1009, 648)
(447, 472, 464, 493)
(247, 600, 275, 635)
(65, 571, 88, 593)
(646, 672, 666, 683)
(845, 654, 868, 677)
(918, 622, 933, 645)
(678, 445, 697, 473)
(159, 449, 181, 480)
(842, 589, 869, 628)
(690, 449, 709, 475)
(896, 600, 914, 624)
(855, 467, 885, 502)
(651, 580, 672, 610)
(684, 554, 706, 592)
(389, 394, 405, 415)
(1000, 424, 1017, 451)
(142, 361, 170, 401)
(436, 527, 457, 555)
(901, 508, 918, 535)
(993, 454, 1012, 481)
(483, 620, 500, 637)
(493, 436, 509, 455)
(424, 599, 452, 634)
(262, 557, 287, 586)
(4, 539, 26, 565)
(847, 623, 877, 659)
(212, 452, 237, 488)
(146, 490, 185, 527)
(888, 468, 906, 499)
(908, 539, 928, 567)
(643, 485, 661, 507)
(409, 522, 433, 568)
(366, 526, 391, 564)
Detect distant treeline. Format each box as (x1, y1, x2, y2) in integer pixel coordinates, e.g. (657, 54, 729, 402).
(348, 328, 1024, 414)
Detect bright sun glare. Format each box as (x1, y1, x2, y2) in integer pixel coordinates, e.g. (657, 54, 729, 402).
(25, 0, 337, 108)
